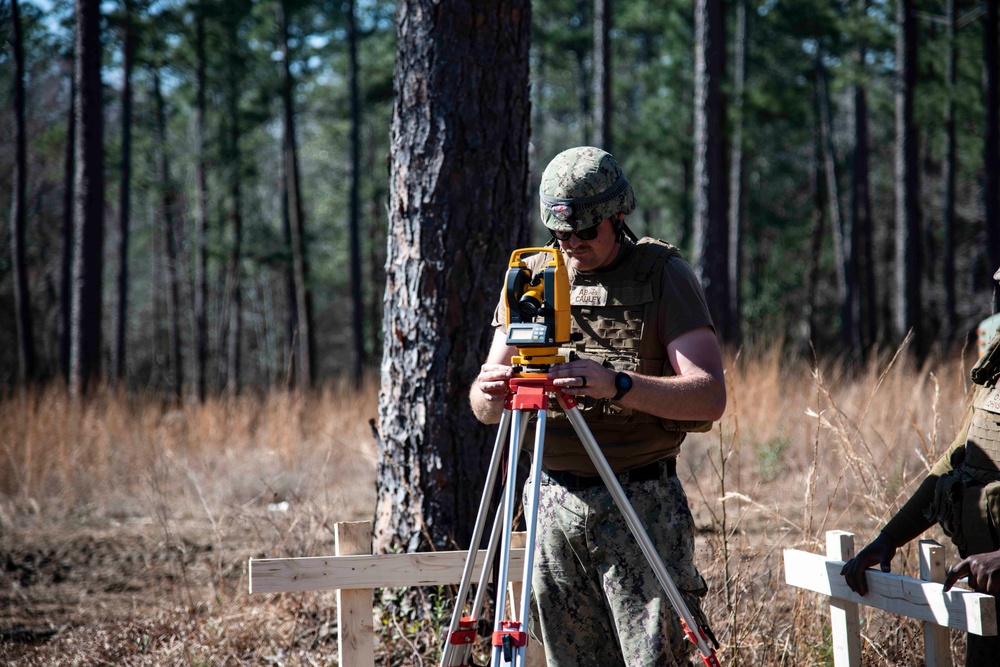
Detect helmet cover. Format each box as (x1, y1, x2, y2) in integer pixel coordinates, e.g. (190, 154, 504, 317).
(539, 147, 636, 232)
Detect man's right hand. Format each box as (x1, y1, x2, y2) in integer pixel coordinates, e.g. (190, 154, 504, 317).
(840, 532, 898, 596)
(476, 363, 513, 404)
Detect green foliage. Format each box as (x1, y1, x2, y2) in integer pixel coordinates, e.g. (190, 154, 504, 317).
(1, 0, 999, 390)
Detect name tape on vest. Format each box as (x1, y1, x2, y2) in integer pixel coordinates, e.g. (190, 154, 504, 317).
(983, 387, 1000, 415)
(570, 285, 609, 307)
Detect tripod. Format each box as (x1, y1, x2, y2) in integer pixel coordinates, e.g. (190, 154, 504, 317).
(439, 375, 722, 667)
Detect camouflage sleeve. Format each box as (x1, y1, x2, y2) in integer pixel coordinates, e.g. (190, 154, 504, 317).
(881, 396, 975, 546)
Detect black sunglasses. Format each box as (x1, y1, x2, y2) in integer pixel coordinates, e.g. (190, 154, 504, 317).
(552, 225, 600, 242)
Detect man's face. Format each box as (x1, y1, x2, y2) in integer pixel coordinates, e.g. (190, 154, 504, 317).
(556, 217, 620, 272)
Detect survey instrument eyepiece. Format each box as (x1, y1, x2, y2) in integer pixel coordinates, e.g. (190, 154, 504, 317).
(504, 248, 571, 370)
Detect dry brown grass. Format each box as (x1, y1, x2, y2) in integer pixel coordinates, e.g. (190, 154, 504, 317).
(0, 343, 984, 665)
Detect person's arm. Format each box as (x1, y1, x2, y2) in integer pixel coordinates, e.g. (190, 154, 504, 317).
(842, 403, 974, 596)
(469, 328, 518, 424)
(545, 326, 726, 422)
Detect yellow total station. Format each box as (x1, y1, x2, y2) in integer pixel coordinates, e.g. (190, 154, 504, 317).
(504, 247, 572, 370)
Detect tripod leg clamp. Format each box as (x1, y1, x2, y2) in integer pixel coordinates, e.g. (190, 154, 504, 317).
(448, 616, 478, 645)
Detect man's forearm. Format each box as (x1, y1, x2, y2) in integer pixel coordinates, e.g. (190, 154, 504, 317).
(469, 384, 504, 424)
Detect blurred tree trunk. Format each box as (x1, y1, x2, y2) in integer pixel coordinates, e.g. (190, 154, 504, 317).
(278, 0, 315, 389)
(894, 0, 922, 357)
(153, 70, 183, 399)
(224, 19, 243, 397)
(112, 1, 134, 387)
(60, 60, 76, 382)
(852, 0, 876, 351)
(575, 0, 591, 145)
(692, 0, 731, 341)
(70, 0, 105, 397)
(727, 0, 746, 345)
(366, 124, 384, 365)
(194, 2, 209, 401)
(347, 0, 364, 385)
(10, 0, 37, 384)
(808, 83, 826, 343)
(375, 0, 532, 554)
(592, 0, 611, 151)
(816, 55, 852, 351)
(984, 0, 1000, 308)
(943, 0, 958, 339)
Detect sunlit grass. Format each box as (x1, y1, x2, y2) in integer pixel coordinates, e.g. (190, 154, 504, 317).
(0, 342, 980, 665)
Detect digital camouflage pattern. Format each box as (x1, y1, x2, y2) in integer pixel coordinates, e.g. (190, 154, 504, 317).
(539, 147, 637, 232)
(523, 466, 708, 667)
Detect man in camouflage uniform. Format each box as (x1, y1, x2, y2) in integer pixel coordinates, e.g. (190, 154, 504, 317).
(469, 147, 727, 666)
(842, 266, 1000, 665)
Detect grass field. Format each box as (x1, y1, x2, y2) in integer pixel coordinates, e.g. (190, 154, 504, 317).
(0, 343, 983, 665)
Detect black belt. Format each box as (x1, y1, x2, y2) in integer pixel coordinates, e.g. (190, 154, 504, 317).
(543, 458, 676, 490)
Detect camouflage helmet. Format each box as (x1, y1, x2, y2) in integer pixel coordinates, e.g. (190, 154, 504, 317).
(539, 147, 636, 232)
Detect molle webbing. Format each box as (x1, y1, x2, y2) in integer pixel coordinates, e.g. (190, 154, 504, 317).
(964, 387, 1000, 472)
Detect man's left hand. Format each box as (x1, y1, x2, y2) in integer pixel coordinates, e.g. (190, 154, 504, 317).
(548, 359, 614, 399)
(943, 549, 1000, 595)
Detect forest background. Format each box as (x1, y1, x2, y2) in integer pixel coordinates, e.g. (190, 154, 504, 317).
(3, 0, 1000, 664)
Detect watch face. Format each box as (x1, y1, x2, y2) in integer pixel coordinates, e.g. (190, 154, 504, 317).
(616, 372, 632, 391)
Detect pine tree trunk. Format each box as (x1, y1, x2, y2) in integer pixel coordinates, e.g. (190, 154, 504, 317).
(727, 0, 746, 345)
(983, 0, 1000, 309)
(70, 0, 105, 397)
(894, 0, 922, 356)
(592, 0, 612, 151)
(153, 70, 183, 399)
(60, 61, 75, 381)
(943, 0, 957, 339)
(9, 0, 37, 383)
(808, 83, 826, 344)
(194, 3, 209, 401)
(692, 0, 730, 341)
(112, 3, 134, 386)
(278, 0, 314, 389)
(347, 0, 365, 385)
(375, 0, 532, 554)
(224, 20, 243, 397)
(852, 2, 875, 351)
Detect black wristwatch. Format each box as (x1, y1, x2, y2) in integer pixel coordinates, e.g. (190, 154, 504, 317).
(612, 372, 633, 401)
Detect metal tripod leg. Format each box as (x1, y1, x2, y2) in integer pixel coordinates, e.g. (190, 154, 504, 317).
(489, 408, 545, 667)
(559, 395, 721, 667)
(439, 408, 535, 667)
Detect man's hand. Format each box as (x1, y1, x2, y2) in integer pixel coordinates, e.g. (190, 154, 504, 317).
(840, 532, 898, 596)
(943, 549, 1000, 595)
(475, 363, 513, 404)
(547, 359, 615, 399)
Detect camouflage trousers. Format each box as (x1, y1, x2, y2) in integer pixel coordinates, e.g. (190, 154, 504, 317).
(522, 462, 708, 667)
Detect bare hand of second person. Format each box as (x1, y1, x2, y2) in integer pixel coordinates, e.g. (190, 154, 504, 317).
(943, 549, 1000, 595)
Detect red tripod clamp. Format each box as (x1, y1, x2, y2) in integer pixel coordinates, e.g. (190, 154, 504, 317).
(504, 377, 578, 411)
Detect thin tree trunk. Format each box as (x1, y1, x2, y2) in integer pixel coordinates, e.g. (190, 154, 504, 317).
(70, 0, 105, 397)
(575, 0, 591, 146)
(808, 105, 827, 345)
(592, 0, 612, 151)
(852, 1, 875, 351)
(816, 55, 851, 349)
(943, 0, 958, 339)
(346, 0, 364, 385)
(375, 0, 532, 554)
(984, 0, 1000, 309)
(194, 2, 209, 401)
(9, 0, 37, 383)
(60, 61, 76, 381)
(278, 0, 314, 389)
(225, 22, 243, 397)
(692, 0, 730, 341)
(153, 70, 183, 399)
(894, 0, 922, 356)
(727, 0, 746, 345)
(112, 2, 134, 386)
